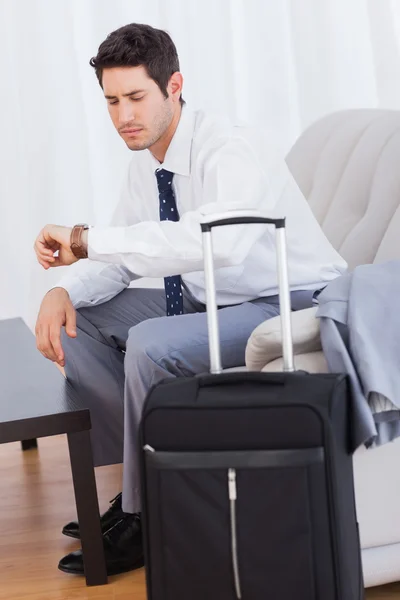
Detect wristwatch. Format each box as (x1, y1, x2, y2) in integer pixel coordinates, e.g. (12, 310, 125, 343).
(70, 223, 90, 259)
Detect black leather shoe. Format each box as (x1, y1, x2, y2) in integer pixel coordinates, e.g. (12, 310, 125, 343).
(62, 492, 123, 540)
(58, 512, 144, 576)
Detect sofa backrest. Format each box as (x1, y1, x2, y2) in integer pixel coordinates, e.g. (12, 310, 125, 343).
(286, 109, 400, 269)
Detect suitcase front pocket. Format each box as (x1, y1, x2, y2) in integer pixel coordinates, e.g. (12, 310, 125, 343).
(144, 447, 327, 600)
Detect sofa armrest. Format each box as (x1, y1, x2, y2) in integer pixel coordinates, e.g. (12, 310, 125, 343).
(245, 306, 322, 371)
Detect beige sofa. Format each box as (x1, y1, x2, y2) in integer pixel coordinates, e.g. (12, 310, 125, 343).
(246, 109, 400, 588)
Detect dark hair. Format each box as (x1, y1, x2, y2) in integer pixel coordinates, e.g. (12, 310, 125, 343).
(89, 23, 184, 104)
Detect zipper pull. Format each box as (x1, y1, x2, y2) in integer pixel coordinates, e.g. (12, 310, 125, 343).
(228, 468, 237, 500)
(143, 444, 155, 452)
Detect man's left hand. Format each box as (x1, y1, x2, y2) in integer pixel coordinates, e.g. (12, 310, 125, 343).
(34, 225, 78, 269)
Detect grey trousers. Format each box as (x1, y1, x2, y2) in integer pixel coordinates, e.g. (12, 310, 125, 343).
(61, 286, 315, 513)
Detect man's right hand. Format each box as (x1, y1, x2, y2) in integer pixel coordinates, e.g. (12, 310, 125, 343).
(35, 288, 77, 367)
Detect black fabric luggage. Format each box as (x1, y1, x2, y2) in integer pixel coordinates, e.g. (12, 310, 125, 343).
(140, 213, 364, 600)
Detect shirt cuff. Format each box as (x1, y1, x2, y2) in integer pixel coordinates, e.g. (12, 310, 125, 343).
(47, 279, 88, 309)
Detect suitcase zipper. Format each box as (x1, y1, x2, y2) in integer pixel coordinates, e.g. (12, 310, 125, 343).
(228, 468, 242, 599)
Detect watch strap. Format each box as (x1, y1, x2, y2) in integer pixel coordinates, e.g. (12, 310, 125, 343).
(70, 223, 89, 259)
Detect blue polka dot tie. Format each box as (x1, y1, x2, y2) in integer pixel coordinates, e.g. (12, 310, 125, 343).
(156, 168, 184, 316)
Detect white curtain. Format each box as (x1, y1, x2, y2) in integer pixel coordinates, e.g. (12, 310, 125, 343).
(1, 0, 400, 327)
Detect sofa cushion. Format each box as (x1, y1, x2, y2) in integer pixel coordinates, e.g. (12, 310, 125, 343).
(261, 351, 329, 373)
(245, 306, 321, 371)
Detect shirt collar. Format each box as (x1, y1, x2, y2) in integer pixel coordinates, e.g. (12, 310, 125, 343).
(149, 105, 195, 177)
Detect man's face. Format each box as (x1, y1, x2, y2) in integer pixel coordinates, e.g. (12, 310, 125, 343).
(102, 66, 174, 151)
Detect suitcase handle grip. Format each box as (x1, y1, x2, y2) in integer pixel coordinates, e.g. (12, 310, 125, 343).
(201, 216, 285, 231)
(199, 372, 286, 387)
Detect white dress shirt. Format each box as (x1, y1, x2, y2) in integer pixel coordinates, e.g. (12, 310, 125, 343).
(55, 106, 347, 309)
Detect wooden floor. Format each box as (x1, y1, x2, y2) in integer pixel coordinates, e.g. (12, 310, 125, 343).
(0, 435, 398, 600)
(0, 435, 145, 600)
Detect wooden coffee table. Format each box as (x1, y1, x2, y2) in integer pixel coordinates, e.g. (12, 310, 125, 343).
(0, 317, 107, 586)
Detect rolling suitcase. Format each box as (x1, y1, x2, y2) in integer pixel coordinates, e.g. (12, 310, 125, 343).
(140, 212, 364, 600)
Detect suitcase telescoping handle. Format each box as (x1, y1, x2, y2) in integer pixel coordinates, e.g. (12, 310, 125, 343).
(200, 210, 294, 375)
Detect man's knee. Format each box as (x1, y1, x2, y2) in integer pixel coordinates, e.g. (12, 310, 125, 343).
(125, 319, 167, 365)
(125, 317, 201, 378)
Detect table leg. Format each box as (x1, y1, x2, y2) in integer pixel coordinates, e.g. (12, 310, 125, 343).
(67, 430, 108, 586)
(21, 439, 38, 450)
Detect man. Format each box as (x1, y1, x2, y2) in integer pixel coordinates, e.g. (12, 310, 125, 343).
(34, 23, 347, 576)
